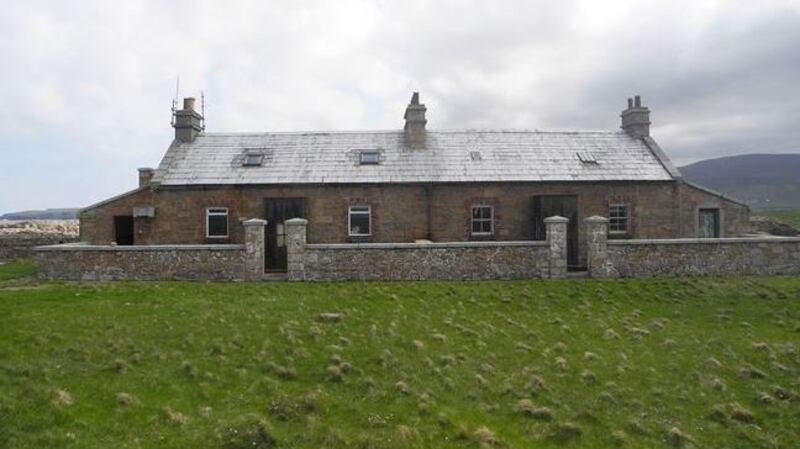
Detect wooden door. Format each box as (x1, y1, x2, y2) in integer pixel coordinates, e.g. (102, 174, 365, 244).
(532, 195, 579, 268)
(698, 208, 720, 238)
(264, 199, 306, 271)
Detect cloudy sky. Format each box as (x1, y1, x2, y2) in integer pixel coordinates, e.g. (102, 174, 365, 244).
(1, 0, 799, 213)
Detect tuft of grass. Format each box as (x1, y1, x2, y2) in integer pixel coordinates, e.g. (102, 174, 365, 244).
(0, 259, 36, 281)
(473, 426, 498, 447)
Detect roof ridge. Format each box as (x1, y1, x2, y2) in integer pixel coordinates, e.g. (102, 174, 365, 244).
(200, 129, 624, 137)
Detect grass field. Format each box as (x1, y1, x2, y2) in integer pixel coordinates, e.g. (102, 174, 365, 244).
(760, 210, 800, 229)
(1, 262, 799, 448)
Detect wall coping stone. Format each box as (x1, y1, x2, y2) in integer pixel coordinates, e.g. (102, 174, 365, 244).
(585, 216, 609, 223)
(306, 240, 549, 250)
(543, 216, 569, 223)
(35, 243, 245, 252)
(242, 218, 267, 227)
(608, 236, 800, 246)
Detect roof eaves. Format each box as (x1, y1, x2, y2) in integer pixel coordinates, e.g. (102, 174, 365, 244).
(641, 136, 682, 180)
(682, 180, 750, 209)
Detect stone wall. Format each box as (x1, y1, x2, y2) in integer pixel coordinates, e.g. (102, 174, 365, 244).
(302, 242, 551, 281)
(285, 218, 558, 281)
(35, 243, 248, 281)
(0, 235, 79, 261)
(585, 216, 800, 278)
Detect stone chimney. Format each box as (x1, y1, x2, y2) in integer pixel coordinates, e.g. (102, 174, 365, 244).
(174, 97, 203, 143)
(404, 92, 427, 148)
(620, 95, 651, 138)
(138, 167, 154, 187)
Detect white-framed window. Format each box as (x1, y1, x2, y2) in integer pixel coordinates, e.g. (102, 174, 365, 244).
(206, 207, 229, 238)
(609, 204, 629, 234)
(348, 206, 371, 236)
(471, 205, 493, 235)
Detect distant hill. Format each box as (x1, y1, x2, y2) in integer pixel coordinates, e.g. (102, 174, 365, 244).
(679, 154, 800, 211)
(0, 208, 80, 220)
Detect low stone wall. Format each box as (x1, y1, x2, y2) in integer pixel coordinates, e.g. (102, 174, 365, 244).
(301, 241, 551, 281)
(584, 216, 800, 278)
(0, 235, 79, 261)
(605, 237, 800, 278)
(35, 243, 247, 281)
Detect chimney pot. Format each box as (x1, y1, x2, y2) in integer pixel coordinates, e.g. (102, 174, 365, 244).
(404, 92, 427, 148)
(174, 96, 203, 143)
(620, 95, 651, 138)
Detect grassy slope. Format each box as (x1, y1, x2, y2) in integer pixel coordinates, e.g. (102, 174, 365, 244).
(760, 210, 800, 229)
(1, 265, 799, 448)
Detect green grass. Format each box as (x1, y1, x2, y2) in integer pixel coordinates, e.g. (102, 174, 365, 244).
(0, 259, 36, 281)
(760, 210, 800, 228)
(1, 266, 799, 448)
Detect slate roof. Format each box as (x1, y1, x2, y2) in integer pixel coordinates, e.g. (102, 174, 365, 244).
(152, 130, 677, 186)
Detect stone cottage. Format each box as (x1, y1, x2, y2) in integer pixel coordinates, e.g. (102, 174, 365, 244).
(79, 93, 749, 272)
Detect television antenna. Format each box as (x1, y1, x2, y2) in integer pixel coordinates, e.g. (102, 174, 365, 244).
(170, 76, 180, 127)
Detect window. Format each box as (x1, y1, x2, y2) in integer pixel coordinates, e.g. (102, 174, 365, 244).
(471, 205, 493, 235)
(469, 150, 482, 161)
(243, 152, 264, 167)
(348, 206, 371, 236)
(609, 204, 629, 234)
(206, 208, 229, 238)
(359, 151, 380, 165)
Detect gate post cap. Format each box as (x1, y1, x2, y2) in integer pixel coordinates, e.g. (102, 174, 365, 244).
(243, 218, 267, 226)
(585, 216, 609, 223)
(543, 215, 569, 223)
(285, 218, 309, 225)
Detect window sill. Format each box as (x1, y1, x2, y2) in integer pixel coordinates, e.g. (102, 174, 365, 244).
(469, 234, 496, 241)
(347, 235, 373, 243)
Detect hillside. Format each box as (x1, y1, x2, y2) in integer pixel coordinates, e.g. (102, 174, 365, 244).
(679, 154, 800, 210)
(1, 264, 799, 448)
(0, 208, 80, 220)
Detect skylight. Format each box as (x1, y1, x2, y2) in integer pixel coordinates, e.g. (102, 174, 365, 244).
(243, 152, 264, 167)
(470, 151, 482, 161)
(576, 151, 598, 164)
(359, 150, 380, 165)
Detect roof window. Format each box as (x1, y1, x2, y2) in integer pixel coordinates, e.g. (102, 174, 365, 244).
(470, 151, 482, 161)
(243, 152, 264, 167)
(359, 150, 380, 165)
(577, 151, 598, 164)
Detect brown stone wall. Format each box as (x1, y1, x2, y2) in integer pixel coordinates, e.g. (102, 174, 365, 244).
(677, 183, 751, 237)
(80, 181, 750, 266)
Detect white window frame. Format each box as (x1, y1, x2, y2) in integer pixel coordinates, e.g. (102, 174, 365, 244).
(359, 151, 380, 165)
(471, 205, 494, 236)
(206, 207, 229, 238)
(348, 206, 371, 237)
(608, 203, 629, 234)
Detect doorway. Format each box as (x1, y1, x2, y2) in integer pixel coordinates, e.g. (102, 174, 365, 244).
(532, 195, 580, 268)
(264, 198, 306, 271)
(113, 216, 134, 245)
(698, 208, 720, 238)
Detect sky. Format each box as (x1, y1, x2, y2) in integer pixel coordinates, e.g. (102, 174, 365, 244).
(1, 0, 799, 213)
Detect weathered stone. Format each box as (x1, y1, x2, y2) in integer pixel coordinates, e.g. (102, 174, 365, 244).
(243, 219, 266, 281)
(545, 216, 568, 279)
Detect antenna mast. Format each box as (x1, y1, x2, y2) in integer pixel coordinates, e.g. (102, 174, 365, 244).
(170, 76, 180, 127)
(201, 91, 206, 131)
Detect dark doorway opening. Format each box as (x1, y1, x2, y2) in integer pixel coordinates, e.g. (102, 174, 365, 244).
(113, 216, 134, 246)
(264, 198, 306, 271)
(532, 195, 580, 269)
(698, 208, 720, 238)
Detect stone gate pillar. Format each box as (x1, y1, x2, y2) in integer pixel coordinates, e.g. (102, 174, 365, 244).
(243, 218, 267, 281)
(544, 216, 569, 279)
(585, 216, 609, 278)
(285, 218, 308, 281)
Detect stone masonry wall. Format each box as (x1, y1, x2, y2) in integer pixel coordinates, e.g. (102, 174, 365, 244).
(35, 244, 247, 281)
(604, 238, 800, 278)
(1, 235, 79, 261)
(302, 242, 551, 281)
